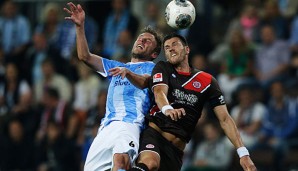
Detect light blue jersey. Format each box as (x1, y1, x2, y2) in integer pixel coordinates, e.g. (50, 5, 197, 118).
(98, 58, 155, 129)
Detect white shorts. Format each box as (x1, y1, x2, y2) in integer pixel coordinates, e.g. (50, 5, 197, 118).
(84, 121, 141, 171)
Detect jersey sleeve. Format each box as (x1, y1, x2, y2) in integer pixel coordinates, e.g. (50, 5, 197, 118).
(149, 61, 170, 91)
(97, 58, 124, 79)
(208, 77, 226, 108)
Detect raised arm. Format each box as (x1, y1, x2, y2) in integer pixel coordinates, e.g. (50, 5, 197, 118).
(64, 2, 104, 73)
(213, 105, 256, 171)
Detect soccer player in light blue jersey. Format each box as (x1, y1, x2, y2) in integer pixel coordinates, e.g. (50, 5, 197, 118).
(64, 2, 162, 171)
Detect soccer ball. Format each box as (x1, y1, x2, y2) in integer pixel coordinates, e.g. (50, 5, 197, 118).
(165, 0, 196, 30)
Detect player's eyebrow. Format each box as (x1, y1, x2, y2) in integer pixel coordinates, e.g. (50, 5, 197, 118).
(171, 41, 178, 45)
(164, 41, 178, 47)
(138, 33, 154, 40)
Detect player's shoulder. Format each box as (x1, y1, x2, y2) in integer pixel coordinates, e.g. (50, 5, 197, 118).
(192, 70, 219, 86)
(103, 58, 125, 65)
(143, 61, 156, 67)
(155, 61, 173, 69)
(193, 69, 213, 80)
(128, 61, 155, 66)
(156, 60, 168, 65)
(200, 71, 213, 79)
(135, 61, 156, 71)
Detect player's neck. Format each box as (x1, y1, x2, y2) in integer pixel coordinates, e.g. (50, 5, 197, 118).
(175, 63, 191, 73)
(130, 57, 148, 63)
(175, 66, 190, 73)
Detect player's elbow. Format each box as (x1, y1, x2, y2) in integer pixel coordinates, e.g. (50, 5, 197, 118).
(78, 53, 91, 62)
(139, 79, 149, 89)
(138, 84, 147, 90)
(138, 75, 150, 89)
(77, 53, 87, 61)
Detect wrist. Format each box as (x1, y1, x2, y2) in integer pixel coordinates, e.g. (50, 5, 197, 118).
(161, 105, 174, 114)
(237, 147, 249, 158)
(126, 68, 131, 75)
(76, 23, 85, 29)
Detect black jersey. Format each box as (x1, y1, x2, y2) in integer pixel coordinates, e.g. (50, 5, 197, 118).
(148, 61, 226, 142)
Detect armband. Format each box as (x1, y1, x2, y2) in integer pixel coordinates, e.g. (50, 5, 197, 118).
(237, 147, 249, 158)
(161, 105, 174, 114)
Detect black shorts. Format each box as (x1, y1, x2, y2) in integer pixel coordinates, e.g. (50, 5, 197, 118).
(138, 126, 184, 171)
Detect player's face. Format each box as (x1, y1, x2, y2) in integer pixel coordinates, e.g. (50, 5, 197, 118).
(131, 33, 157, 60)
(164, 37, 189, 65)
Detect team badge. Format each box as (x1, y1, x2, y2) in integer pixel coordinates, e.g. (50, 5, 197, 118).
(172, 73, 176, 78)
(193, 81, 201, 88)
(153, 73, 163, 83)
(146, 144, 155, 148)
(182, 72, 212, 93)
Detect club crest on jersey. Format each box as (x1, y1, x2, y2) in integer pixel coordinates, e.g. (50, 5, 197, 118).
(192, 81, 201, 88)
(153, 73, 163, 83)
(146, 144, 155, 149)
(182, 71, 212, 93)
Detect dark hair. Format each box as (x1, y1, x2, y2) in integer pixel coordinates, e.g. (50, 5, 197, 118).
(163, 32, 188, 46)
(140, 26, 162, 55)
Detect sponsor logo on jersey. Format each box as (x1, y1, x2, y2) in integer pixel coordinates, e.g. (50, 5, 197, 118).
(146, 144, 155, 149)
(153, 73, 163, 83)
(192, 81, 201, 88)
(114, 79, 131, 87)
(172, 89, 198, 104)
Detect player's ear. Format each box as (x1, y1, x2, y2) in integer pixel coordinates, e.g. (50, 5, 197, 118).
(186, 46, 190, 55)
(151, 52, 158, 59)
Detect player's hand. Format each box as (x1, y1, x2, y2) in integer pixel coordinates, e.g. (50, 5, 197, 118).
(108, 67, 130, 79)
(240, 156, 257, 171)
(164, 108, 186, 121)
(64, 2, 85, 27)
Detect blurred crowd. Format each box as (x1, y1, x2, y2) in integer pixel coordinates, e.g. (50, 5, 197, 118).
(0, 0, 297, 171)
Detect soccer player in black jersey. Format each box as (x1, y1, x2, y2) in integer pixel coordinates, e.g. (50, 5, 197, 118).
(110, 33, 257, 171)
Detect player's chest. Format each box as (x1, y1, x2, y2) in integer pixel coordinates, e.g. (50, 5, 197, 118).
(168, 74, 208, 106)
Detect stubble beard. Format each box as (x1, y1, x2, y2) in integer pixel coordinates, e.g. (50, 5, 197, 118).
(131, 52, 150, 60)
(168, 53, 187, 67)
(168, 55, 183, 66)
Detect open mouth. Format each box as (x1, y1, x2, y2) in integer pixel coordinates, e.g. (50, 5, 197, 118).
(171, 53, 177, 57)
(137, 45, 144, 49)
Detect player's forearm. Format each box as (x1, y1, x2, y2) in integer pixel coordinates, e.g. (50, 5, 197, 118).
(126, 72, 150, 89)
(220, 115, 244, 148)
(153, 87, 170, 111)
(76, 26, 104, 72)
(76, 25, 91, 62)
